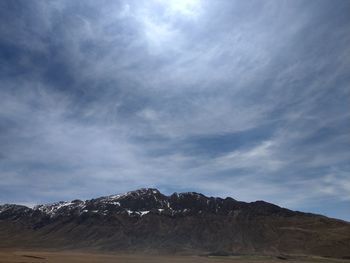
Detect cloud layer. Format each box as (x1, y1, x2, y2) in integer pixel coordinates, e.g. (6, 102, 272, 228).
(0, 0, 349, 220)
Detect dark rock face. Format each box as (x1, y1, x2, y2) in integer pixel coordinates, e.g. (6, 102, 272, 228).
(0, 188, 349, 258)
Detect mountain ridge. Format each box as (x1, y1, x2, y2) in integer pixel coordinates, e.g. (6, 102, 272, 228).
(0, 188, 302, 219)
(0, 188, 349, 258)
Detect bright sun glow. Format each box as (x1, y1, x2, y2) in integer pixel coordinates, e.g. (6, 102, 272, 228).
(155, 0, 201, 17)
(140, 0, 202, 51)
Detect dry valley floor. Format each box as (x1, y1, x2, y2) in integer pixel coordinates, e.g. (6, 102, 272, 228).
(0, 250, 349, 263)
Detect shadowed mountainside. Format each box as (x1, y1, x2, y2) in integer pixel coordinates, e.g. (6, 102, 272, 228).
(0, 188, 349, 258)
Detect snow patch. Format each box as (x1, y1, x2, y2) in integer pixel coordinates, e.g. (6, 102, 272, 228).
(126, 209, 133, 215)
(139, 211, 150, 216)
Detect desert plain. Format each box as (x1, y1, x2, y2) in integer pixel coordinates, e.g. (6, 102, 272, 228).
(0, 250, 349, 263)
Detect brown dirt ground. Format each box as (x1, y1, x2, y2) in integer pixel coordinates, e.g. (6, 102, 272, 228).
(0, 250, 349, 263)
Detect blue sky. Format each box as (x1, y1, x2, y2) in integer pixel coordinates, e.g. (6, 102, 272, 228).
(0, 0, 349, 221)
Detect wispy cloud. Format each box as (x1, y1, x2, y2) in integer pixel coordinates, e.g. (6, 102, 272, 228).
(0, 0, 349, 220)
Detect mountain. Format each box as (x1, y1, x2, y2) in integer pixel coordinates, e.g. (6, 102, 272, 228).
(0, 188, 349, 258)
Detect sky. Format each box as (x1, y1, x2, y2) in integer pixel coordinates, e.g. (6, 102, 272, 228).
(0, 0, 349, 221)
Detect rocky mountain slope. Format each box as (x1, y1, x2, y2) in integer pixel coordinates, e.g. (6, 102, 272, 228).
(0, 188, 349, 258)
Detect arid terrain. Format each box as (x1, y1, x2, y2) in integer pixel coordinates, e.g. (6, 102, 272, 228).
(1, 189, 350, 258)
(0, 250, 350, 263)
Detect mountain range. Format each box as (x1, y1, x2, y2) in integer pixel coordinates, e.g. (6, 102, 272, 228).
(0, 188, 349, 258)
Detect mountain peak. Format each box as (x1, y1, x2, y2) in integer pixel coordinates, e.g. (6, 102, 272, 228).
(126, 188, 160, 196)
